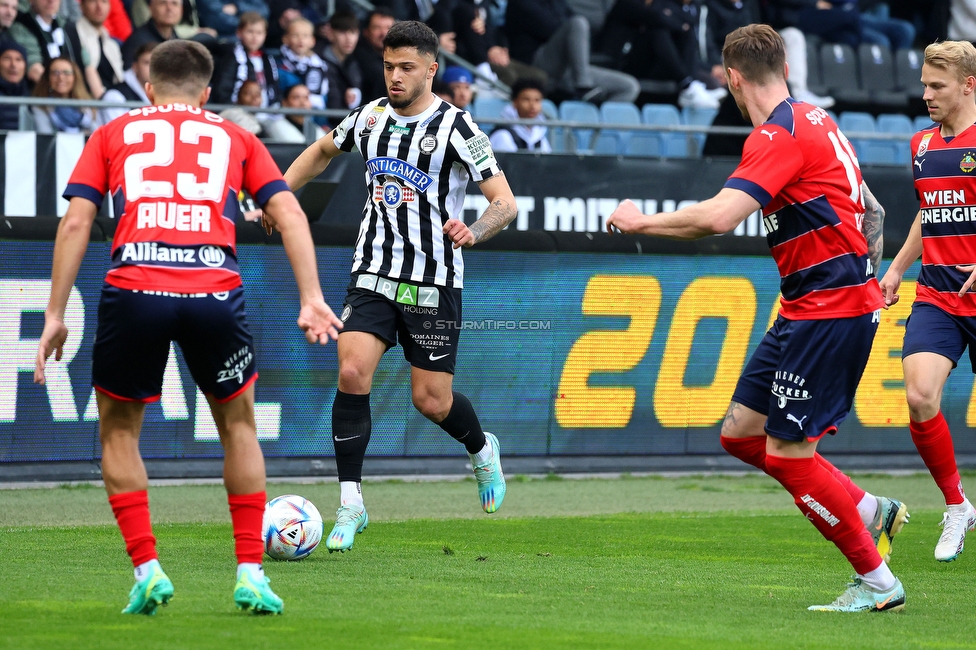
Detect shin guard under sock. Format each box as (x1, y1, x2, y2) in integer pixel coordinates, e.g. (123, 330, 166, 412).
(332, 391, 371, 483)
(910, 412, 965, 505)
(815, 453, 866, 505)
(764, 454, 882, 575)
(437, 392, 487, 454)
(228, 491, 266, 564)
(108, 490, 158, 568)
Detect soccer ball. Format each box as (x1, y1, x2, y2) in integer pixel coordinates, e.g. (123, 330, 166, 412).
(261, 494, 324, 561)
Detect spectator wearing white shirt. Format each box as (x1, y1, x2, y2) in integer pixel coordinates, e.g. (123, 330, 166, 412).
(97, 40, 152, 124)
(489, 78, 551, 153)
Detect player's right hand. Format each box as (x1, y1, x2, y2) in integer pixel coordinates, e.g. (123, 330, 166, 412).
(34, 317, 68, 385)
(878, 269, 901, 309)
(297, 301, 344, 344)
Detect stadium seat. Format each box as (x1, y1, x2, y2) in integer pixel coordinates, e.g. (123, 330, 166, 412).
(559, 100, 600, 153)
(820, 43, 870, 104)
(541, 98, 563, 153)
(876, 113, 913, 165)
(630, 104, 687, 158)
(595, 101, 641, 155)
(681, 106, 718, 157)
(838, 112, 889, 164)
(471, 96, 509, 125)
(857, 44, 906, 107)
(894, 49, 924, 96)
(914, 115, 934, 132)
(805, 34, 826, 96)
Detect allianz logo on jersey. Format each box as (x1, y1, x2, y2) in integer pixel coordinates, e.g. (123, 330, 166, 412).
(119, 242, 228, 267)
(366, 157, 433, 192)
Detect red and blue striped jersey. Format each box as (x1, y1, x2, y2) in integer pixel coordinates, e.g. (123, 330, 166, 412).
(64, 103, 289, 293)
(725, 99, 883, 320)
(911, 123, 976, 316)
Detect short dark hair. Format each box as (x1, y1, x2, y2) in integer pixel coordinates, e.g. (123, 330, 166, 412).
(238, 11, 266, 30)
(722, 24, 786, 84)
(366, 8, 395, 29)
(383, 20, 438, 57)
(284, 83, 308, 100)
(134, 40, 158, 62)
(329, 9, 358, 32)
(510, 77, 544, 100)
(149, 40, 213, 98)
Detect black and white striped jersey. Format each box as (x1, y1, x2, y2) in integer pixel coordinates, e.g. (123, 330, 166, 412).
(331, 96, 502, 289)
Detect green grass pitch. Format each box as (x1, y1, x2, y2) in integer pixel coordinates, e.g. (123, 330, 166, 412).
(1, 473, 973, 649)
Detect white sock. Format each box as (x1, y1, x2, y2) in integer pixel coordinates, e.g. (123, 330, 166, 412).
(858, 562, 896, 592)
(471, 438, 493, 465)
(856, 492, 878, 526)
(237, 562, 263, 580)
(340, 481, 364, 506)
(948, 498, 973, 512)
(134, 559, 160, 581)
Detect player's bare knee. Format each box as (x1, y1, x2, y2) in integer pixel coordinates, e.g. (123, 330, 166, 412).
(905, 383, 941, 420)
(337, 363, 373, 393)
(412, 391, 450, 421)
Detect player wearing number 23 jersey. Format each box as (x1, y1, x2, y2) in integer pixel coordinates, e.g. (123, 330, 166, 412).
(64, 104, 289, 294)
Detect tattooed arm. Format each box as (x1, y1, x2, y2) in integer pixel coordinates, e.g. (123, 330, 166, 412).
(861, 181, 885, 275)
(442, 172, 518, 249)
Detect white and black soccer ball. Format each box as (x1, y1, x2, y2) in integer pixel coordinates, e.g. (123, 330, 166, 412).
(262, 494, 324, 561)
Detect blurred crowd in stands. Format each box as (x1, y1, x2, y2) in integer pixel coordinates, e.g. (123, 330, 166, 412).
(0, 0, 959, 150)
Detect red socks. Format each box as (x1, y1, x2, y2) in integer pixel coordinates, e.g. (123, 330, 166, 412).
(815, 454, 866, 504)
(764, 455, 881, 575)
(720, 435, 767, 470)
(228, 491, 266, 564)
(108, 490, 158, 567)
(910, 412, 965, 505)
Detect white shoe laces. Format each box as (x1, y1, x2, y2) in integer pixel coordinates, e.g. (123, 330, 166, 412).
(938, 508, 971, 548)
(334, 505, 363, 526)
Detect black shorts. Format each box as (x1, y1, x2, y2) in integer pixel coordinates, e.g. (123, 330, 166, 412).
(340, 273, 461, 373)
(732, 311, 879, 442)
(91, 284, 257, 403)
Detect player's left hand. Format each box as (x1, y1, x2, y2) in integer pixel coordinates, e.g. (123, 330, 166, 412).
(606, 199, 644, 235)
(260, 211, 276, 236)
(297, 301, 344, 344)
(34, 317, 68, 385)
(443, 218, 475, 248)
(956, 264, 976, 297)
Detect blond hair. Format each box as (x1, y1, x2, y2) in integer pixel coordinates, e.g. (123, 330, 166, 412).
(722, 24, 786, 85)
(924, 40, 976, 83)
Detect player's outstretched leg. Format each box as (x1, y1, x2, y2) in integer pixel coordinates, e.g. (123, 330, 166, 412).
(763, 454, 906, 613)
(328, 390, 372, 552)
(433, 391, 506, 513)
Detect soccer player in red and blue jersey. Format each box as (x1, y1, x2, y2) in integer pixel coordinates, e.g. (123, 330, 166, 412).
(33, 40, 343, 616)
(607, 24, 907, 612)
(879, 40, 976, 563)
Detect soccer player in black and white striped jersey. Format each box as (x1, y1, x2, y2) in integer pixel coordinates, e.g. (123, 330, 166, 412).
(273, 20, 518, 552)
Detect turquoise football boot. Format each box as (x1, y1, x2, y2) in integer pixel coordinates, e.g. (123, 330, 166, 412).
(325, 504, 368, 552)
(121, 560, 174, 615)
(808, 577, 905, 613)
(472, 432, 506, 514)
(234, 567, 283, 615)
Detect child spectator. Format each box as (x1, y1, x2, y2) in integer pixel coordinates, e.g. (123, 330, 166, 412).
(277, 17, 328, 110)
(211, 12, 280, 107)
(442, 65, 473, 111)
(489, 77, 551, 153)
(320, 9, 362, 110)
(98, 39, 153, 125)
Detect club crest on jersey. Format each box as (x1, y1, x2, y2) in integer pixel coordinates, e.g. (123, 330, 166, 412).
(917, 132, 934, 157)
(771, 370, 811, 409)
(375, 180, 416, 208)
(419, 134, 437, 154)
(961, 152, 976, 173)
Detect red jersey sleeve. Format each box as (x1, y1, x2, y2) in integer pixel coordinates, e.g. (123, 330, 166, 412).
(63, 126, 109, 208)
(723, 125, 804, 207)
(241, 131, 290, 208)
